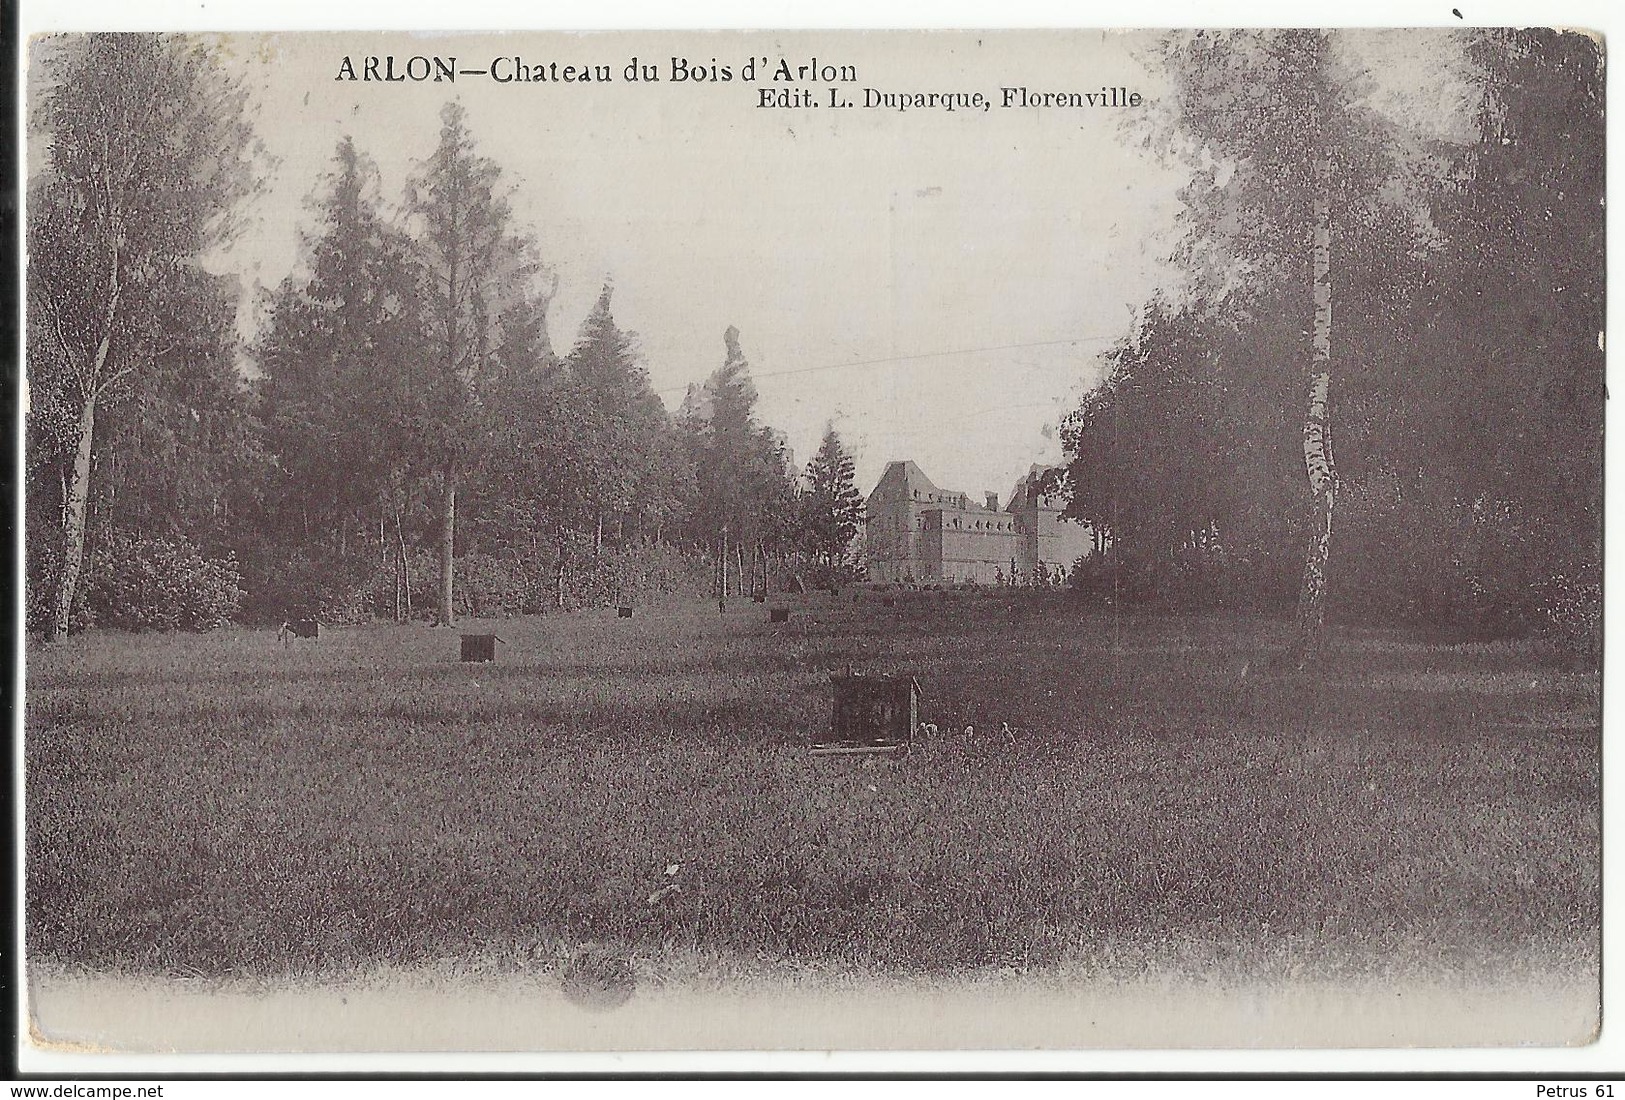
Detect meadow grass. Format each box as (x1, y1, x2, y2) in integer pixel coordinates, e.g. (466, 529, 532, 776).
(24, 593, 1599, 987)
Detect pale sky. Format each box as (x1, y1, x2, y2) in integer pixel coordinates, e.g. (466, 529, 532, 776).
(205, 29, 1188, 501)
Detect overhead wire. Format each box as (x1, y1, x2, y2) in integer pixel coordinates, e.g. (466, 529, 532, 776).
(652, 334, 1119, 396)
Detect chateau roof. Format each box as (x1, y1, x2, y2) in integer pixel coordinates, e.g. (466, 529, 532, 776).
(875, 460, 940, 496)
(871, 460, 1002, 513)
(1007, 463, 1066, 513)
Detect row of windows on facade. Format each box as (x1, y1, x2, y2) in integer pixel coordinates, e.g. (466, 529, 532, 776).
(904, 490, 1049, 528)
(917, 516, 1016, 532)
(909, 491, 1050, 508)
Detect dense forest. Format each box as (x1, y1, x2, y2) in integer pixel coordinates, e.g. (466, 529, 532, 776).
(24, 30, 1604, 656)
(24, 35, 867, 640)
(1059, 29, 1602, 654)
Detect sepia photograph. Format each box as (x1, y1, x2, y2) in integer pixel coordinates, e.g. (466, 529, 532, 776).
(14, 15, 1606, 1063)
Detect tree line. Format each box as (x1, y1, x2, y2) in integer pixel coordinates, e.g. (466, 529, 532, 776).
(1058, 29, 1602, 655)
(28, 31, 1600, 653)
(25, 34, 867, 641)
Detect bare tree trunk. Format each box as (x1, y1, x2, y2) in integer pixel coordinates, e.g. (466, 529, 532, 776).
(719, 525, 729, 600)
(393, 503, 408, 622)
(437, 457, 457, 626)
(48, 393, 98, 644)
(1294, 150, 1337, 660)
(556, 526, 567, 609)
(736, 544, 746, 598)
(595, 512, 603, 556)
(46, 220, 128, 645)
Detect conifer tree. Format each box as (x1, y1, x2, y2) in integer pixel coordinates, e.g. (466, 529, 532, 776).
(799, 425, 864, 572)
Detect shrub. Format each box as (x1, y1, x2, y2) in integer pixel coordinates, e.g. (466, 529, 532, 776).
(236, 544, 442, 625)
(77, 530, 244, 633)
(455, 551, 546, 617)
(441, 538, 718, 618)
(547, 539, 712, 611)
(1069, 551, 1135, 604)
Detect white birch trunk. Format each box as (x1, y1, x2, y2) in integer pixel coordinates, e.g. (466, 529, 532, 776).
(555, 527, 567, 609)
(48, 248, 122, 644)
(49, 393, 98, 644)
(437, 458, 457, 626)
(1295, 150, 1337, 657)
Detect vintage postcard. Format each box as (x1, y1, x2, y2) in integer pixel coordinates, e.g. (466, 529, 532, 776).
(16, 19, 1605, 1065)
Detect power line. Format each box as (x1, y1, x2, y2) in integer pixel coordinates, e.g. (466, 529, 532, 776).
(654, 335, 1118, 395)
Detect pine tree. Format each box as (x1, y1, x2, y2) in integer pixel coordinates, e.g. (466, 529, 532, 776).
(799, 425, 863, 573)
(680, 326, 798, 595)
(258, 139, 429, 543)
(563, 284, 673, 548)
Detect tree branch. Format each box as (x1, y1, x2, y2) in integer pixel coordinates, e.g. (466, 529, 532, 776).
(37, 284, 81, 381)
(94, 362, 134, 399)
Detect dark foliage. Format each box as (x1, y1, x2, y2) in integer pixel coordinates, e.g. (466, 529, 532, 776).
(76, 530, 244, 632)
(1061, 30, 1602, 648)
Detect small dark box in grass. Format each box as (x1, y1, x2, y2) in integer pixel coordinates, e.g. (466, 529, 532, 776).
(753, 593, 766, 603)
(460, 633, 500, 663)
(882, 597, 895, 608)
(769, 608, 790, 623)
(279, 618, 319, 644)
(618, 606, 634, 619)
(815, 670, 918, 756)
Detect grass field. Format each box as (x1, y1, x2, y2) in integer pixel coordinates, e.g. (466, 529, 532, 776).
(24, 592, 1600, 997)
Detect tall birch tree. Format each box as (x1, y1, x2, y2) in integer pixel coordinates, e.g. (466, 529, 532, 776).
(1151, 30, 1472, 658)
(26, 33, 264, 643)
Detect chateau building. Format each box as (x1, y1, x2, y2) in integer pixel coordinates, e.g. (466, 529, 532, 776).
(863, 460, 1093, 584)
